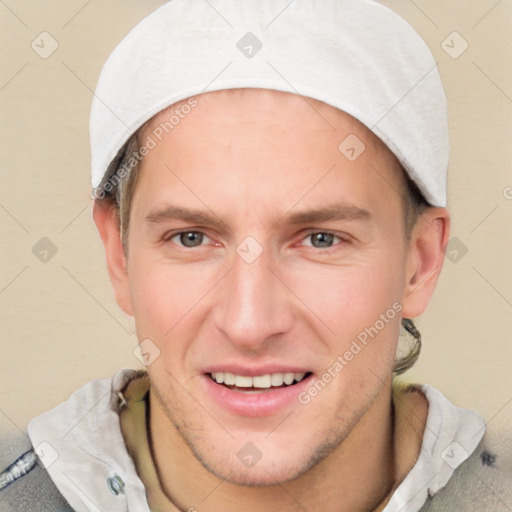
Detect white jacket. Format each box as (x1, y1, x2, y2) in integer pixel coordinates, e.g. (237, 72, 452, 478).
(1, 369, 510, 511)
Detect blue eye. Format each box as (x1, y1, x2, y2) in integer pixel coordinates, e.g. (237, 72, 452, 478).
(165, 231, 345, 250)
(303, 232, 341, 248)
(169, 231, 209, 248)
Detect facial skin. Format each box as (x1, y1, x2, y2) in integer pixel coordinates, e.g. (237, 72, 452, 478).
(94, 89, 450, 511)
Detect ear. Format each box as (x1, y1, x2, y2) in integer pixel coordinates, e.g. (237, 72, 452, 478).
(92, 201, 133, 316)
(401, 207, 450, 318)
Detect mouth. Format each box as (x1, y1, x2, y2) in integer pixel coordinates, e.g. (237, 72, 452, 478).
(202, 366, 315, 416)
(207, 372, 311, 393)
(208, 371, 312, 393)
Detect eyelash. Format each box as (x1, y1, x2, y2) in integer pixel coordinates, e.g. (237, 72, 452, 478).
(163, 230, 349, 250)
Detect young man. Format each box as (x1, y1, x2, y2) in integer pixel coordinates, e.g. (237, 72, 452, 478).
(1, 1, 510, 511)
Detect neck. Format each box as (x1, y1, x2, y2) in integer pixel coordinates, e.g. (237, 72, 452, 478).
(149, 381, 402, 512)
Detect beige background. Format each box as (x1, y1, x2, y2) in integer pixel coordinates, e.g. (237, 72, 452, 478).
(1, 1, 511, 434)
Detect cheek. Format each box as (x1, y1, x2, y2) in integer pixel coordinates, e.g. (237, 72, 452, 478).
(283, 252, 405, 339)
(127, 254, 216, 341)
(128, 264, 217, 379)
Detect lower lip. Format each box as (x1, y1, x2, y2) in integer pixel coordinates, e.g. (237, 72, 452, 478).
(202, 374, 314, 417)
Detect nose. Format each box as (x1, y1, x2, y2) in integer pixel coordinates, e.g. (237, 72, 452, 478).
(212, 245, 294, 352)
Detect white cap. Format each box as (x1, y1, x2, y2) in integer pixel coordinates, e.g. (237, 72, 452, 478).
(90, 0, 449, 206)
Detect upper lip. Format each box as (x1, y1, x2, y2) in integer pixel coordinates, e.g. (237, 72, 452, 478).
(202, 365, 312, 377)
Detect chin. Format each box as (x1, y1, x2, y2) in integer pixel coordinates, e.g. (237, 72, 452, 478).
(195, 449, 311, 487)
(181, 424, 350, 488)
(149, 366, 374, 488)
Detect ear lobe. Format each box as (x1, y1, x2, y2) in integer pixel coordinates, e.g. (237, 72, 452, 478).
(401, 208, 450, 318)
(92, 201, 134, 316)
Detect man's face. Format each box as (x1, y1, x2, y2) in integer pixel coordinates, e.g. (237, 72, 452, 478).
(126, 89, 412, 484)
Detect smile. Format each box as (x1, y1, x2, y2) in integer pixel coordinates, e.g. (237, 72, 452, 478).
(202, 366, 315, 416)
(208, 372, 310, 392)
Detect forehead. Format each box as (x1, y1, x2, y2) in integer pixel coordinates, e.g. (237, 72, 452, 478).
(135, 88, 406, 224)
(148, 88, 390, 153)
(141, 88, 402, 177)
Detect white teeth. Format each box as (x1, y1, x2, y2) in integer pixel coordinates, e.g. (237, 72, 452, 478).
(252, 374, 271, 388)
(271, 373, 284, 386)
(211, 371, 308, 388)
(283, 373, 294, 385)
(234, 375, 253, 388)
(224, 372, 235, 385)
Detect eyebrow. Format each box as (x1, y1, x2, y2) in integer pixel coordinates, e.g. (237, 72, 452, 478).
(285, 204, 371, 225)
(146, 206, 220, 225)
(144, 203, 371, 228)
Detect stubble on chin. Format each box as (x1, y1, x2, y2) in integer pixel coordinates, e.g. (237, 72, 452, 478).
(148, 373, 383, 488)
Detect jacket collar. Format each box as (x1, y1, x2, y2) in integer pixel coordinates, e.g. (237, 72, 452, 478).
(27, 369, 485, 512)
